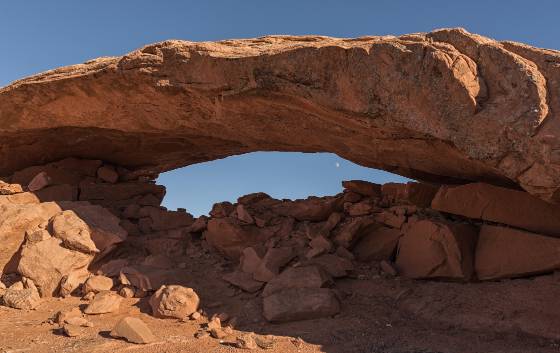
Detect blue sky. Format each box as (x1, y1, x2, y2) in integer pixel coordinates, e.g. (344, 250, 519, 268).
(2, 1, 559, 215)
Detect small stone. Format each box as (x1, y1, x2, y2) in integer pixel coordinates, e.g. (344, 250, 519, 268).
(210, 327, 227, 339)
(190, 312, 201, 320)
(119, 286, 135, 298)
(255, 335, 275, 349)
(63, 324, 86, 337)
(380, 260, 398, 277)
(55, 307, 83, 324)
(236, 333, 258, 349)
(28, 171, 51, 191)
(65, 316, 93, 327)
(83, 291, 122, 314)
(207, 317, 221, 330)
(83, 275, 113, 294)
(110, 316, 157, 344)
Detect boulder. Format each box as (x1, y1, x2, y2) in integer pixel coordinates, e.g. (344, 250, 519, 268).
(353, 226, 402, 261)
(431, 183, 560, 237)
(262, 266, 331, 297)
(50, 210, 99, 254)
(252, 247, 296, 282)
(83, 291, 122, 314)
(342, 180, 381, 197)
(332, 217, 376, 248)
(2, 279, 41, 310)
(395, 219, 478, 280)
(307, 254, 354, 278)
(381, 182, 438, 208)
(17, 237, 93, 297)
(0, 202, 61, 273)
(83, 275, 114, 294)
(0, 181, 23, 195)
(27, 172, 51, 192)
(475, 225, 560, 280)
(110, 317, 157, 344)
(59, 269, 90, 297)
(205, 218, 272, 259)
(149, 285, 200, 320)
(222, 271, 264, 293)
(263, 288, 340, 322)
(97, 165, 119, 183)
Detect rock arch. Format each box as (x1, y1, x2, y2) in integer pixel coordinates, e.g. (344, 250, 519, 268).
(1, 28, 559, 201)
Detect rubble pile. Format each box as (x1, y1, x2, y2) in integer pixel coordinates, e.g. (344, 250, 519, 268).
(2, 158, 560, 345)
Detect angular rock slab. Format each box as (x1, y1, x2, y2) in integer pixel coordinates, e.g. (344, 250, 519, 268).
(475, 225, 560, 280)
(395, 219, 478, 280)
(110, 317, 157, 344)
(263, 288, 340, 323)
(2, 29, 559, 202)
(432, 183, 560, 237)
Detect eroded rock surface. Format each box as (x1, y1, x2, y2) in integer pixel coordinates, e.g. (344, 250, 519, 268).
(2, 29, 560, 202)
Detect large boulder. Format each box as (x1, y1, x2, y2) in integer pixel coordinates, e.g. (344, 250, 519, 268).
(475, 225, 560, 280)
(0, 202, 62, 273)
(149, 285, 200, 320)
(395, 219, 478, 280)
(432, 183, 560, 237)
(204, 218, 273, 259)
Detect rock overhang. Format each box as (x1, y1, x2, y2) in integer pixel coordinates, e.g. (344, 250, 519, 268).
(1, 28, 560, 201)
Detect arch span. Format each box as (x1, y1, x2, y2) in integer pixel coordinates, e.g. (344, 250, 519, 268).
(1, 28, 559, 201)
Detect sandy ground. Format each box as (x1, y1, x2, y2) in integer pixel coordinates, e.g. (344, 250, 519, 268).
(2, 247, 560, 353)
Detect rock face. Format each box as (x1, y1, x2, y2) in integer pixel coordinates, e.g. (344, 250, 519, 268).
(1, 28, 560, 203)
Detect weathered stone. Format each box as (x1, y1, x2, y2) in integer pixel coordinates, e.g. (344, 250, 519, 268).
(83, 275, 113, 294)
(149, 285, 200, 320)
(205, 218, 271, 259)
(307, 254, 354, 278)
(236, 204, 254, 224)
(253, 247, 296, 282)
(373, 211, 406, 229)
(79, 182, 165, 202)
(83, 291, 122, 314)
(342, 180, 381, 197)
(475, 225, 560, 280)
(34, 184, 78, 202)
(263, 288, 340, 322)
(432, 183, 560, 237)
(332, 217, 376, 248)
(395, 219, 478, 280)
(2, 279, 41, 310)
(97, 165, 119, 183)
(28, 172, 51, 192)
(209, 202, 234, 218)
(110, 317, 157, 344)
(55, 307, 83, 324)
(353, 226, 402, 261)
(2, 29, 560, 202)
(0, 181, 23, 195)
(222, 271, 264, 293)
(51, 210, 99, 254)
(381, 182, 438, 208)
(59, 269, 89, 297)
(345, 201, 376, 217)
(239, 247, 265, 274)
(18, 237, 93, 297)
(0, 192, 40, 205)
(272, 197, 341, 222)
(262, 266, 331, 297)
(0, 202, 61, 273)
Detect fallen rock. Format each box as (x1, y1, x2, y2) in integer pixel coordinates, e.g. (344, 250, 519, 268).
(262, 265, 331, 297)
(263, 288, 340, 322)
(83, 291, 122, 314)
(432, 183, 560, 237)
(381, 182, 438, 208)
(97, 165, 119, 183)
(51, 210, 99, 254)
(342, 180, 381, 197)
(253, 247, 296, 282)
(353, 226, 402, 261)
(475, 225, 560, 280)
(149, 285, 200, 320)
(27, 171, 51, 191)
(205, 218, 269, 259)
(63, 324, 86, 337)
(222, 271, 264, 293)
(272, 197, 342, 222)
(83, 275, 113, 294)
(2, 279, 41, 310)
(307, 254, 354, 278)
(55, 307, 83, 324)
(235, 333, 258, 349)
(59, 269, 90, 297)
(395, 219, 478, 280)
(17, 237, 93, 297)
(110, 316, 157, 344)
(0, 181, 23, 195)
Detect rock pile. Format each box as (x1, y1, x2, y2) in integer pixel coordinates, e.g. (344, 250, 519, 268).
(2, 157, 560, 334)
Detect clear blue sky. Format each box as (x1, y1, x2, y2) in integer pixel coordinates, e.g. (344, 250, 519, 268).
(2, 1, 559, 215)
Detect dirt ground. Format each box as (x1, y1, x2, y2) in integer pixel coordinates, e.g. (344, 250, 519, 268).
(2, 241, 560, 353)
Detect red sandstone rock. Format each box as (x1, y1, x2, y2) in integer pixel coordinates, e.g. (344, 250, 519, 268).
(83, 275, 114, 294)
(307, 254, 354, 278)
(59, 269, 89, 297)
(263, 288, 340, 323)
(3, 29, 558, 202)
(51, 210, 99, 254)
(27, 172, 51, 192)
(149, 285, 200, 320)
(353, 226, 402, 261)
(342, 180, 382, 197)
(432, 183, 560, 237)
(2, 279, 41, 310)
(222, 271, 264, 293)
(332, 217, 376, 248)
(205, 218, 272, 259)
(475, 225, 560, 280)
(253, 247, 296, 282)
(97, 165, 119, 183)
(34, 184, 78, 202)
(272, 197, 342, 222)
(110, 317, 157, 344)
(262, 265, 331, 297)
(0, 181, 23, 195)
(381, 182, 438, 208)
(395, 219, 478, 280)
(209, 202, 234, 218)
(83, 291, 122, 314)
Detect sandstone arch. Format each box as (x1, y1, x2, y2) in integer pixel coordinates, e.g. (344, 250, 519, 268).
(1, 28, 559, 201)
